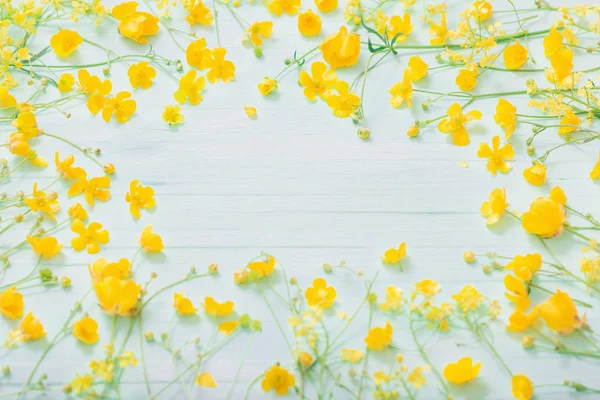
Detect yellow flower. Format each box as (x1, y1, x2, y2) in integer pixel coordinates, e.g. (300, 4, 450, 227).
(102, 91, 136, 123)
(298, 10, 321, 36)
(414, 279, 441, 297)
(163, 105, 184, 125)
(27, 236, 62, 259)
(246, 255, 275, 277)
(477, 136, 514, 175)
(407, 125, 419, 137)
(523, 162, 547, 186)
(494, 98, 517, 140)
(480, 188, 507, 225)
(126, 180, 156, 218)
(71, 219, 109, 254)
(112, 1, 159, 44)
(267, 0, 300, 16)
(522, 186, 566, 238)
(185, 0, 213, 26)
(389, 69, 412, 108)
(73, 316, 100, 344)
(202, 296, 234, 316)
(374, 370, 390, 386)
(472, 0, 492, 20)
(186, 38, 212, 70)
(258, 78, 278, 96)
(438, 103, 481, 146)
(429, 13, 447, 45)
(381, 242, 406, 264)
(456, 68, 477, 91)
(205, 48, 236, 83)
(590, 153, 600, 180)
(261, 364, 295, 395)
(128, 62, 156, 89)
(12, 111, 40, 138)
(504, 274, 530, 311)
(23, 182, 60, 220)
(71, 374, 93, 394)
(341, 348, 363, 363)
(320, 26, 361, 69)
(94, 277, 141, 316)
(378, 286, 404, 312)
(550, 47, 573, 82)
(68, 174, 112, 205)
(50, 29, 82, 57)
(408, 56, 428, 81)
(505, 254, 542, 281)
(512, 375, 533, 400)
(387, 13, 413, 41)
(443, 357, 481, 384)
(83, 75, 112, 115)
(305, 278, 336, 308)
(506, 309, 537, 332)
(244, 106, 257, 118)
(536, 290, 584, 334)
(299, 61, 337, 101)
(117, 351, 138, 368)
(58, 73, 75, 93)
(407, 366, 429, 389)
(196, 372, 217, 387)
(452, 285, 485, 313)
(89, 258, 131, 282)
(174, 292, 198, 315)
(218, 320, 239, 336)
(245, 21, 273, 46)
(558, 107, 580, 135)
(55, 153, 85, 180)
(503, 41, 528, 70)
(298, 351, 313, 367)
(364, 321, 393, 350)
(9, 312, 45, 342)
(0, 287, 24, 320)
(543, 27, 563, 58)
(315, 0, 337, 13)
(0, 87, 16, 108)
(326, 81, 360, 118)
(139, 225, 164, 253)
(174, 70, 205, 105)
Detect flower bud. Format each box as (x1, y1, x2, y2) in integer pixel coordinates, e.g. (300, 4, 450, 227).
(323, 263, 332, 273)
(463, 251, 475, 263)
(289, 277, 297, 285)
(144, 331, 155, 342)
(208, 263, 219, 274)
(521, 335, 535, 348)
(254, 47, 263, 58)
(102, 67, 110, 75)
(357, 128, 370, 140)
(527, 145, 535, 155)
(407, 126, 419, 137)
(2, 365, 10, 375)
(61, 276, 71, 288)
(103, 163, 115, 175)
(367, 293, 377, 304)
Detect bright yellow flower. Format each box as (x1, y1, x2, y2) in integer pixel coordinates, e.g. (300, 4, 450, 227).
(503, 42, 528, 70)
(506, 309, 537, 331)
(480, 188, 507, 225)
(185, 0, 213, 26)
(452, 285, 485, 313)
(58, 73, 75, 93)
(472, 0, 492, 21)
(298, 61, 337, 101)
(261, 364, 295, 395)
(50, 29, 82, 57)
(186, 38, 212, 70)
(89, 258, 131, 282)
(174, 70, 205, 105)
(244, 106, 257, 118)
(477, 135, 514, 175)
(23, 182, 60, 220)
(205, 48, 235, 83)
(543, 27, 563, 58)
(55, 153, 85, 180)
(341, 348, 363, 363)
(550, 47, 573, 82)
(512, 375, 533, 400)
(73, 316, 100, 344)
(537, 290, 584, 334)
(139, 225, 164, 253)
(258, 77, 278, 95)
(126, 180, 156, 218)
(429, 13, 447, 45)
(315, 0, 337, 13)
(443, 357, 481, 384)
(456, 68, 477, 91)
(71, 219, 109, 254)
(245, 21, 273, 46)
(111, 2, 159, 44)
(378, 286, 404, 312)
(71, 374, 93, 394)
(408, 56, 428, 81)
(326, 80, 360, 118)
(407, 366, 429, 389)
(298, 10, 321, 36)
(247, 255, 276, 276)
(163, 105, 184, 125)
(80, 73, 112, 115)
(9, 312, 45, 342)
(414, 279, 440, 297)
(320, 26, 361, 69)
(364, 321, 392, 350)
(389, 69, 412, 108)
(523, 162, 547, 186)
(94, 277, 141, 316)
(494, 98, 517, 140)
(128, 62, 156, 89)
(505, 254, 542, 281)
(68, 174, 111, 206)
(407, 125, 419, 137)
(202, 296, 234, 316)
(218, 320, 239, 336)
(438, 103, 481, 146)
(504, 274, 530, 311)
(381, 242, 406, 264)
(387, 13, 413, 41)
(174, 292, 198, 315)
(305, 278, 336, 308)
(196, 372, 217, 387)
(267, 0, 300, 16)
(0, 87, 16, 108)
(12, 111, 39, 139)
(522, 186, 566, 238)
(558, 107, 580, 135)
(102, 91, 136, 123)
(9, 133, 47, 166)
(27, 236, 63, 259)
(0, 287, 24, 320)
(298, 351, 313, 367)
(590, 153, 600, 180)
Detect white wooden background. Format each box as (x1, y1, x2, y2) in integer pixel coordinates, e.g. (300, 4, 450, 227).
(1, 0, 599, 398)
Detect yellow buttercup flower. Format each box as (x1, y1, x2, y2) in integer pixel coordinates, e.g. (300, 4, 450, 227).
(590, 153, 600, 180)
(477, 136, 514, 175)
(82, 74, 112, 115)
(494, 98, 517, 140)
(326, 81, 360, 118)
(163, 105, 184, 125)
(543, 27, 563, 58)
(298, 61, 337, 101)
(387, 13, 413, 41)
(112, 1, 159, 44)
(218, 320, 239, 336)
(523, 162, 547, 186)
(261, 364, 295, 395)
(50, 29, 82, 57)
(537, 290, 584, 334)
(505, 254, 542, 281)
(73, 316, 100, 344)
(550, 47, 573, 82)
(381, 242, 406, 264)
(503, 42, 528, 70)
(341, 348, 363, 363)
(68, 174, 111, 206)
(438, 103, 481, 146)
(298, 10, 321, 36)
(506, 309, 537, 331)
(456, 68, 477, 91)
(185, 0, 213, 26)
(504, 274, 530, 311)
(205, 48, 236, 83)
(12, 111, 39, 138)
(9, 312, 45, 342)
(304, 278, 336, 308)
(0, 287, 24, 320)
(407, 366, 429, 389)
(320, 26, 361, 69)
(102, 91, 136, 123)
(443, 357, 481, 384)
(315, 0, 337, 13)
(378, 286, 405, 312)
(55, 153, 85, 180)
(27, 236, 63, 259)
(512, 375, 533, 400)
(258, 78, 278, 96)
(298, 351, 312, 367)
(388, 69, 412, 108)
(429, 13, 447, 45)
(558, 107, 580, 135)
(71, 374, 93, 394)
(58, 73, 75, 93)
(186, 38, 212, 70)
(0, 87, 16, 108)
(24, 182, 60, 220)
(472, 0, 492, 20)
(174, 292, 198, 315)
(452, 285, 485, 313)
(247, 255, 276, 276)
(174, 70, 205, 105)
(267, 0, 300, 16)
(196, 372, 217, 387)
(68, 203, 88, 221)
(245, 21, 273, 46)
(94, 277, 141, 316)
(128, 62, 156, 89)
(126, 180, 156, 218)
(522, 186, 566, 238)
(89, 257, 131, 282)
(414, 279, 441, 298)
(202, 296, 234, 316)
(71, 219, 110, 254)
(139, 225, 164, 253)
(408, 56, 428, 81)
(364, 321, 393, 350)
